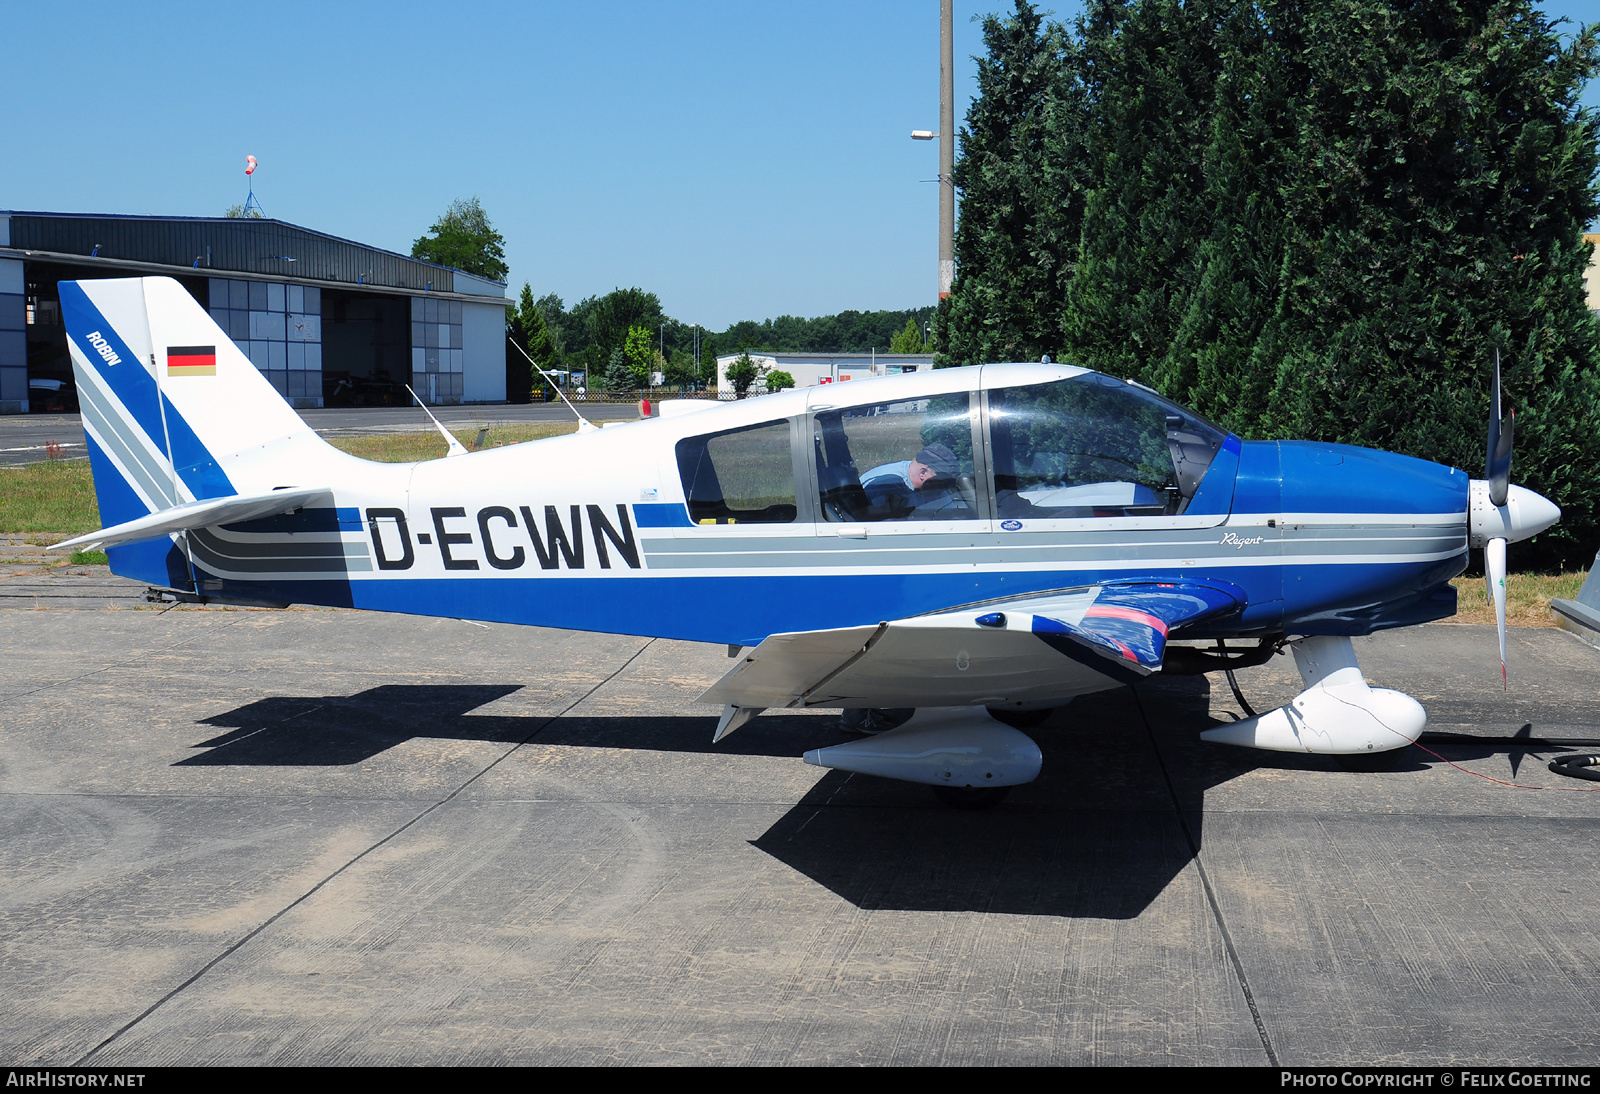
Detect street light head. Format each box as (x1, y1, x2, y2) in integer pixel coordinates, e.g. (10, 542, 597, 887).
(911, 130, 939, 140)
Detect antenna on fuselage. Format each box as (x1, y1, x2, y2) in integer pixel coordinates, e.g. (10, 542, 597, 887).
(508, 339, 598, 434)
(405, 384, 470, 457)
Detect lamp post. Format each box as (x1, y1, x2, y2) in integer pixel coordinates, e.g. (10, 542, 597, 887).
(912, 0, 955, 300)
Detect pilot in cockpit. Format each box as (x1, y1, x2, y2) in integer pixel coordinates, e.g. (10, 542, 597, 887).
(857, 443, 966, 520)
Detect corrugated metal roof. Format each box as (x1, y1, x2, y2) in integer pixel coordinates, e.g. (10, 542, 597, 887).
(0, 211, 505, 296)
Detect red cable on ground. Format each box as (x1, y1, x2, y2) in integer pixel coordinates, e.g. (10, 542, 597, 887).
(1403, 735, 1600, 793)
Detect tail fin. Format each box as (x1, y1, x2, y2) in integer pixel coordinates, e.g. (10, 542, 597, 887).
(61, 276, 340, 585)
(62, 276, 333, 525)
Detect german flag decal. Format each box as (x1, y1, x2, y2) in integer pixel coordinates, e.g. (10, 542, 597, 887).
(167, 345, 217, 376)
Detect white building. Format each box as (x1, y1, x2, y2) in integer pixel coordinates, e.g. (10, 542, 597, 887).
(714, 351, 935, 394)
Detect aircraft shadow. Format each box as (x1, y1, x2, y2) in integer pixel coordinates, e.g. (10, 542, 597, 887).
(180, 680, 1588, 919)
(751, 676, 1266, 920)
(747, 683, 1600, 919)
(178, 684, 859, 767)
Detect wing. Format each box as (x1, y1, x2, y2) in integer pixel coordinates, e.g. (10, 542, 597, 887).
(698, 580, 1245, 712)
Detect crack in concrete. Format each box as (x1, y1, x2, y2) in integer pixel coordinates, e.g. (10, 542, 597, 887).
(72, 637, 658, 1065)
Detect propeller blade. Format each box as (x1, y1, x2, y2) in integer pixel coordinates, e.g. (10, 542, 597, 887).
(1487, 350, 1514, 508)
(1487, 535, 1508, 688)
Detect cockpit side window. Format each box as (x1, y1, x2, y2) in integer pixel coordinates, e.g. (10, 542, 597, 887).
(813, 393, 978, 522)
(675, 419, 797, 525)
(988, 375, 1223, 518)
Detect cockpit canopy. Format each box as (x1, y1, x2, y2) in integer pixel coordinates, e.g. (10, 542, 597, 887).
(989, 373, 1224, 519)
(674, 369, 1227, 525)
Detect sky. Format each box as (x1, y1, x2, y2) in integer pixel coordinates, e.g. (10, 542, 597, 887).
(5, 1, 1600, 330)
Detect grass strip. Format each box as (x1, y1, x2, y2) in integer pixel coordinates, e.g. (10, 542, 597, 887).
(0, 424, 584, 533)
(1446, 571, 1588, 626)
(325, 422, 578, 463)
(0, 459, 101, 534)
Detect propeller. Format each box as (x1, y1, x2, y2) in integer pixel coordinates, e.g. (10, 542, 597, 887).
(1487, 349, 1515, 508)
(1486, 349, 1512, 687)
(1486, 534, 1507, 688)
(1469, 350, 1559, 688)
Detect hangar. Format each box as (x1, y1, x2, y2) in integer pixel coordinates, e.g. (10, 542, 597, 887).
(0, 211, 511, 414)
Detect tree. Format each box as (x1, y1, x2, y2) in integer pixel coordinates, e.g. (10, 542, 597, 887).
(945, 0, 1600, 566)
(571, 289, 663, 363)
(410, 197, 508, 281)
(622, 324, 655, 388)
(766, 369, 796, 391)
(939, 1, 1076, 367)
(533, 293, 569, 359)
(665, 349, 697, 388)
(698, 336, 717, 387)
(517, 286, 553, 365)
(526, 308, 555, 383)
(224, 204, 264, 219)
(716, 308, 935, 354)
(889, 318, 925, 354)
(603, 348, 636, 394)
(726, 352, 765, 398)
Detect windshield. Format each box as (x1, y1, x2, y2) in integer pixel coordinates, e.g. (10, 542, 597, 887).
(988, 374, 1225, 518)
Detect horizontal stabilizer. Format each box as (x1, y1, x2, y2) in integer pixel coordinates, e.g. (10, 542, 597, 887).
(50, 486, 333, 552)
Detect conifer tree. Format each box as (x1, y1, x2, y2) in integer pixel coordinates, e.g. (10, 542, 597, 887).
(889, 317, 925, 353)
(604, 348, 635, 394)
(938, 1, 1077, 366)
(1252, 0, 1600, 564)
(946, 0, 1600, 564)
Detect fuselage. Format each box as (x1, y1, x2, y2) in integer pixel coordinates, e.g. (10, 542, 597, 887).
(105, 363, 1471, 647)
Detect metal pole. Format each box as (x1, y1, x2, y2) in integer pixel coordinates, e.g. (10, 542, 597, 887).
(939, 0, 954, 299)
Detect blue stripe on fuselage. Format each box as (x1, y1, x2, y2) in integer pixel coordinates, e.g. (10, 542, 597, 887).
(633, 502, 694, 528)
(182, 555, 1460, 648)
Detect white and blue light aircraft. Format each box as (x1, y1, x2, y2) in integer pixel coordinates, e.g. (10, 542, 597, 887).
(54, 277, 1561, 804)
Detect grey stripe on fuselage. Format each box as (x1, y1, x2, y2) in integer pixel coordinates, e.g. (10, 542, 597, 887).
(187, 529, 371, 574)
(194, 530, 371, 559)
(640, 521, 1464, 570)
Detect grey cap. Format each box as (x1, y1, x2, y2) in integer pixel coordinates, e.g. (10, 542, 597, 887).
(914, 443, 960, 477)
